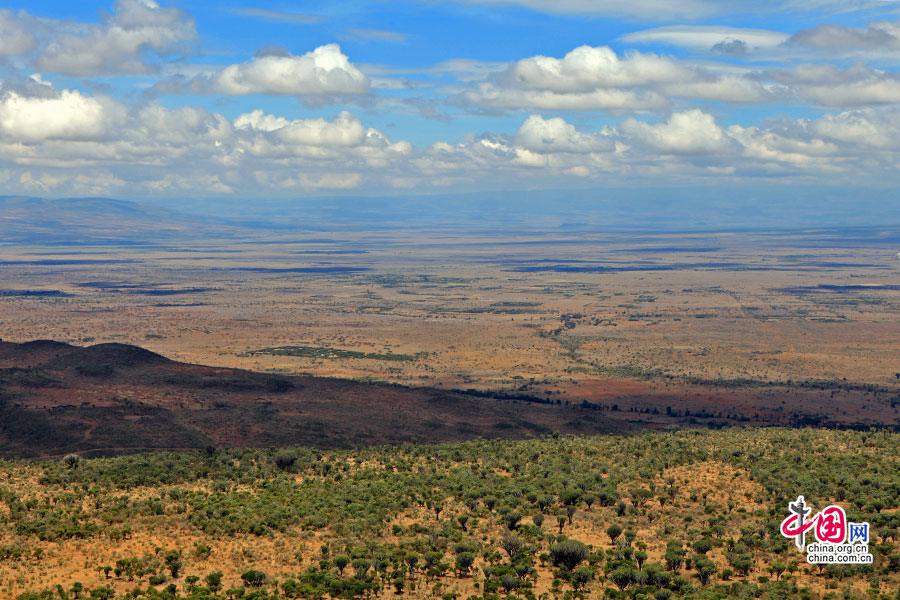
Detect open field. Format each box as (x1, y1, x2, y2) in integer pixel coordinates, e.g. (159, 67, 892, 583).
(2, 225, 900, 435)
(3, 428, 900, 600)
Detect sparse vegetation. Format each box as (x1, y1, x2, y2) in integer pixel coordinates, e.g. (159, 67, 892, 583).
(3, 428, 900, 600)
(242, 345, 425, 362)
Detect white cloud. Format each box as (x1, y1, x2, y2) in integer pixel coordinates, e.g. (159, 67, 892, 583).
(505, 46, 687, 92)
(810, 107, 900, 147)
(274, 111, 366, 147)
(789, 21, 900, 49)
(459, 40, 900, 113)
(621, 20, 900, 63)
(234, 109, 291, 132)
(662, 76, 773, 103)
(231, 110, 411, 169)
(619, 109, 729, 154)
(446, 23, 900, 118)
(414, 108, 892, 184)
(727, 124, 840, 168)
(465, 84, 667, 111)
(773, 63, 900, 106)
(2, 75, 900, 195)
(212, 44, 369, 96)
(463, 45, 772, 111)
(0, 87, 125, 142)
(0, 77, 413, 194)
(621, 25, 789, 51)
(463, 45, 682, 111)
(803, 77, 900, 106)
(36, 0, 197, 76)
(514, 115, 613, 152)
(135, 104, 232, 147)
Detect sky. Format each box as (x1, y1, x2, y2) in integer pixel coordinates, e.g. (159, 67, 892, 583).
(2, 0, 900, 201)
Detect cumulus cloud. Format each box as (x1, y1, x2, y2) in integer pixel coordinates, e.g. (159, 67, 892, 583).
(135, 104, 232, 147)
(230, 110, 412, 184)
(418, 107, 900, 184)
(619, 109, 729, 154)
(505, 46, 687, 92)
(810, 107, 900, 147)
(232, 109, 411, 164)
(418, 111, 734, 181)
(0, 77, 411, 194)
(36, 0, 197, 76)
(2, 75, 900, 196)
(0, 86, 126, 142)
(211, 44, 369, 96)
(463, 45, 771, 111)
(514, 115, 613, 153)
(273, 112, 366, 147)
(727, 124, 840, 169)
(461, 41, 900, 113)
(233, 109, 290, 132)
(6, 1, 900, 196)
(518, 24, 900, 111)
(463, 45, 680, 111)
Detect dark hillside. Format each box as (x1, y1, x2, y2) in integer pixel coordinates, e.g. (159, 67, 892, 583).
(0, 340, 627, 457)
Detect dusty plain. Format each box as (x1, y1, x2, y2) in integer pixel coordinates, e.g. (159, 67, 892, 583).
(2, 225, 899, 432)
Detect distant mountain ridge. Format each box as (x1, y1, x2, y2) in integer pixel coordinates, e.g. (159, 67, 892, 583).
(4, 192, 900, 244)
(0, 196, 273, 244)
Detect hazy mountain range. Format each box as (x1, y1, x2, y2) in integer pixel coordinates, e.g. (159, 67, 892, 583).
(1, 188, 898, 245)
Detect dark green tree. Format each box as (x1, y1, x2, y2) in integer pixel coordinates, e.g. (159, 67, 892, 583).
(550, 540, 588, 571)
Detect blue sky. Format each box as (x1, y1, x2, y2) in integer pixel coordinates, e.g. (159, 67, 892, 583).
(2, 0, 900, 199)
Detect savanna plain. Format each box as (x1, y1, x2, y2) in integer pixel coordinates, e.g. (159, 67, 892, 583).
(2, 221, 900, 600)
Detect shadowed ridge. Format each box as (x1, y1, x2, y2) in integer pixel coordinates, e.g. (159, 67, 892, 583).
(0, 340, 79, 368)
(44, 343, 172, 369)
(0, 338, 628, 457)
(16, 340, 75, 353)
(0, 339, 75, 353)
